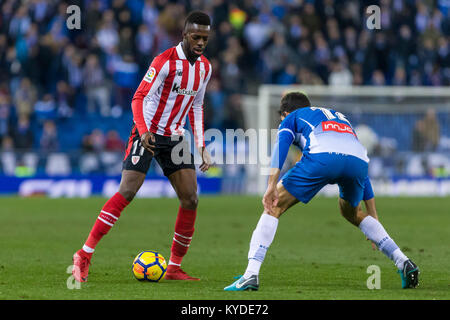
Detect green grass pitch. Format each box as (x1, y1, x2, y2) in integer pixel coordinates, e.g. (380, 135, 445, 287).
(0, 195, 449, 300)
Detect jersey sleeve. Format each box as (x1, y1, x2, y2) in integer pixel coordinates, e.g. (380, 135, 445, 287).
(188, 62, 212, 148)
(131, 55, 169, 136)
(270, 114, 296, 170)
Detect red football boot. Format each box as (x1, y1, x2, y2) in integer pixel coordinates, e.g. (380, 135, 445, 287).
(165, 265, 200, 281)
(72, 250, 91, 282)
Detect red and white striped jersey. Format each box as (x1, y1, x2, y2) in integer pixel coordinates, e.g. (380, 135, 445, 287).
(131, 42, 212, 147)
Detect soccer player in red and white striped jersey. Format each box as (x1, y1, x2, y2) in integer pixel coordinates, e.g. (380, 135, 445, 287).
(132, 28, 211, 148)
(72, 11, 213, 282)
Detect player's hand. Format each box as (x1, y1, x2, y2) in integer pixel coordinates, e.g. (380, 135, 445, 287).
(198, 146, 211, 172)
(366, 237, 377, 250)
(141, 132, 156, 155)
(262, 185, 279, 214)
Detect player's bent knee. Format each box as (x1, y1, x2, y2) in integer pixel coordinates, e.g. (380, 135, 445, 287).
(267, 206, 285, 219)
(119, 170, 146, 202)
(118, 187, 137, 202)
(118, 181, 140, 202)
(180, 193, 198, 210)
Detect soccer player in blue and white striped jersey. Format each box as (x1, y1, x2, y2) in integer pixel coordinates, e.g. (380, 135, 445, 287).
(224, 92, 419, 291)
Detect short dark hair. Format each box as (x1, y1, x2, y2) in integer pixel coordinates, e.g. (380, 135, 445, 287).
(279, 92, 311, 114)
(184, 11, 211, 28)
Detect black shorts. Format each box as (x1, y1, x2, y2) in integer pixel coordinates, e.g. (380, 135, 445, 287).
(122, 125, 195, 177)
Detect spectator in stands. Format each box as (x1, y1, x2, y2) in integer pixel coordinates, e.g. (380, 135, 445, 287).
(142, 0, 159, 29)
(392, 66, 407, 86)
(118, 27, 134, 56)
(65, 54, 84, 93)
(351, 63, 364, 85)
(205, 78, 226, 131)
(328, 59, 353, 86)
(0, 93, 12, 139)
(157, 2, 185, 39)
(55, 81, 74, 119)
(286, 15, 303, 47)
(263, 32, 297, 83)
(412, 120, 427, 152)
(135, 24, 155, 70)
(243, 15, 271, 53)
(8, 4, 31, 39)
(296, 39, 315, 70)
(301, 3, 321, 34)
(422, 108, 441, 151)
(105, 130, 125, 152)
(212, 0, 229, 28)
(221, 51, 243, 94)
(437, 36, 449, 66)
(277, 63, 298, 85)
(296, 67, 323, 85)
(1, 135, 14, 152)
(326, 18, 344, 58)
(14, 77, 37, 118)
(11, 115, 33, 150)
(215, 21, 234, 54)
(419, 38, 438, 74)
(371, 33, 391, 78)
(223, 93, 245, 130)
(343, 26, 358, 61)
(90, 129, 105, 153)
(412, 109, 441, 152)
(83, 54, 111, 117)
(112, 54, 139, 109)
(371, 70, 387, 86)
(415, 2, 430, 34)
(96, 10, 119, 55)
(34, 93, 56, 122)
(313, 32, 331, 82)
(40, 120, 59, 152)
(395, 25, 415, 70)
(112, 0, 133, 30)
(85, 0, 103, 38)
(81, 133, 95, 153)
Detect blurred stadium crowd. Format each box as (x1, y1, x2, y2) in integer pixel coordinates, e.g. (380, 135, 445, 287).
(0, 0, 449, 177)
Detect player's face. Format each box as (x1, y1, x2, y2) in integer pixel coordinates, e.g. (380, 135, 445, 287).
(183, 23, 210, 58)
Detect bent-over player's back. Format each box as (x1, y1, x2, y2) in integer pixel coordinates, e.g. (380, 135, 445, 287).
(280, 106, 369, 163)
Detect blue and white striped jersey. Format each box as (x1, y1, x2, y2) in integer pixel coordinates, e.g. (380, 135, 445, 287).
(271, 106, 369, 169)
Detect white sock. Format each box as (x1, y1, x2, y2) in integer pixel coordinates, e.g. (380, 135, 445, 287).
(168, 260, 181, 267)
(243, 213, 279, 278)
(82, 244, 95, 254)
(392, 248, 409, 270)
(359, 216, 408, 269)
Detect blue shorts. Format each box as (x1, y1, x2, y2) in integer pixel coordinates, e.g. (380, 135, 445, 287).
(363, 176, 374, 201)
(281, 153, 369, 207)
